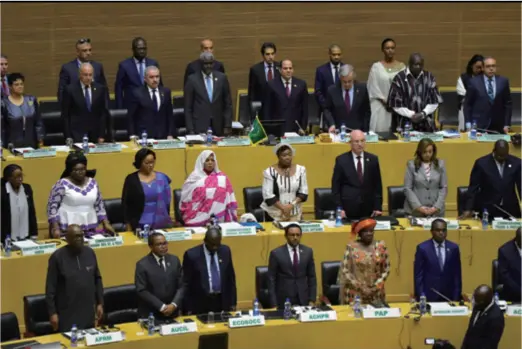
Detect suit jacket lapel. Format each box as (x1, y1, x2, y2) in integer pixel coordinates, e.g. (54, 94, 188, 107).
(200, 245, 211, 292)
(198, 74, 213, 103)
(131, 58, 143, 86)
(488, 155, 503, 181)
(212, 75, 219, 103)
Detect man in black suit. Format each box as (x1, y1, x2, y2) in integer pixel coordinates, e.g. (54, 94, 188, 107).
(331, 130, 383, 220)
(497, 227, 521, 302)
(57, 38, 107, 102)
(264, 59, 309, 134)
(182, 227, 237, 315)
(127, 66, 176, 139)
(61, 63, 110, 143)
(460, 140, 521, 220)
(183, 39, 225, 86)
(135, 233, 185, 321)
(184, 52, 233, 137)
(314, 44, 344, 125)
(324, 64, 371, 132)
(247, 42, 280, 121)
(268, 224, 317, 309)
(461, 284, 505, 349)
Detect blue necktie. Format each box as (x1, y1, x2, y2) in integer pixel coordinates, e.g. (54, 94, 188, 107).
(334, 65, 339, 84)
(437, 244, 444, 271)
(205, 75, 213, 101)
(151, 89, 158, 112)
(210, 252, 221, 292)
(84, 86, 91, 112)
(487, 78, 494, 102)
(138, 61, 145, 85)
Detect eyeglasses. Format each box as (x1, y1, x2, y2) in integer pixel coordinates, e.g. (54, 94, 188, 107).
(77, 38, 91, 45)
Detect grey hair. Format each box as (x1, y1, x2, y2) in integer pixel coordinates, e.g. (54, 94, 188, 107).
(483, 56, 495, 61)
(339, 64, 356, 78)
(145, 65, 159, 76)
(200, 51, 214, 61)
(79, 62, 93, 71)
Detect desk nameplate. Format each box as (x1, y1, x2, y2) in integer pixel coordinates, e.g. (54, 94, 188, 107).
(362, 308, 401, 319)
(280, 136, 315, 144)
(89, 144, 122, 154)
(299, 310, 337, 322)
(160, 322, 198, 335)
(87, 236, 124, 249)
(20, 243, 57, 256)
(217, 138, 251, 147)
(222, 226, 257, 237)
(85, 331, 124, 346)
(228, 315, 265, 328)
(22, 149, 57, 159)
(152, 140, 186, 149)
(162, 230, 193, 241)
(492, 221, 522, 230)
(477, 134, 511, 143)
(507, 305, 522, 317)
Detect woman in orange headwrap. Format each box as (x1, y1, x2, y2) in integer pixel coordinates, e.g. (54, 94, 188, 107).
(337, 218, 390, 305)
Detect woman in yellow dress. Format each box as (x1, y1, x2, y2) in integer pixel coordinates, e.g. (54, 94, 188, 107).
(338, 218, 390, 305)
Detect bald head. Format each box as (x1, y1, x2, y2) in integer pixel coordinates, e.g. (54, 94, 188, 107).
(408, 53, 424, 77)
(200, 39, 214, 53)
(349, 130, 366, 155)
(473, 284, 493, 310)
(79, 63, 93, 86)
(65, 224, 84, 249)
(484, 57, 497, 78)
(493, 139, 509, 163)
(204, 227, 222, 253)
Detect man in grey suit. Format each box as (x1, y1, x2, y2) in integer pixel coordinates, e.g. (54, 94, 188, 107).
(184, 52, 233, 137)
(135, 232, 185, 321)
(268, 224, 317, 309)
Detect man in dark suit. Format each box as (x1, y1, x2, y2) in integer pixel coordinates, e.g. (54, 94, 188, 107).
(183, 39, 225, 86)
(264, 59, 308, 134)
(127, 66, 176, 139)
(460, 140, 521, 220)
(331, 130, 383, 220)
(324, 64, 371, 132)
(182, 227, 237, 315)
(314, 44, 343, 126)
(61, 63, 110, 143)
(57, 38, 107, 102)
(1, 54, 9, 96)
(115, 37, 161, 110)
(461, 284, 505, 349)
(247, 42, 280, 121)
(414, 219, 462, 302)
(135, 233, 185, 321)
(497, 227, 521, 302)
(268, 224, 316, 309)
(184, 52, 233, 136)
(464, 57, 512, 134)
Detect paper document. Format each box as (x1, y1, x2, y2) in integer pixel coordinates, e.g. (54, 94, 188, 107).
(186, 135, 205, 142)
(218, 222, 243, 229)
(14, 147, 34, 152)
(232, 121, 244, 129)
(12, 240, 39, 249)
(74, 143, 95, 148)
(284, 132, 300, 138)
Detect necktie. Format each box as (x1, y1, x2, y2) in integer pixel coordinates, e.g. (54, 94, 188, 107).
(158, 257, 166, 272)
(344, 89, 351, 114)
(334, 65, 339, 84)
(292, 247, 299, 274)
(1, 78, 8, 96)
(138, 60, 145, 85)
(210, 252, 221, 292)
(84, 86, 91, 112)
(267, 64, 273, 81)
(437, 244, 444, 270)
(473, 311, 481, 326)
(487, 78, 494, 102)
(498, 163, 504, 178)
(285, 81, 290, 97)
(356, 156, 363, 183)
(205, 75, 213, 101)
(151, 89, 158, 112)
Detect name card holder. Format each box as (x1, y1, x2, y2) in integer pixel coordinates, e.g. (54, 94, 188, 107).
(22, 149, 57, 159)
(152, 140, 187, 150)
(222, 226, 257, 237)
(85, 331, 124, 346)
(299, 310, 337, 322)
(374, 221, 391, 231)
(280, 136, 315, 145)
(87, 236, 124, 249)
(477, 134, 511, 143)
(20, 243, 57, 256)
(410, 134, 444, 142)
(492, 220, 522, 230)
(362, 308, 401, 319)
(160, 322, 198, 336)
(506, 305, 522, 317)
(162, 230, 193, 241)
(217, 138, 251, 147)
(430, 306, 469, 317)
(365, 134, 379, 143)
(423, 220, 460, 230)
(228, 315, 265, 328)
(300, 223, 325, 233)
(89, 143, 122, 154)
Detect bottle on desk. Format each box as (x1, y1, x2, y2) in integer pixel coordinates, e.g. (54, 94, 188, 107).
(253, 298, 260, 316)
(353, 295, 362, 318)
(82, 134, 90, 154)
(4, 234, 12, 257)
(410, 296, 417, 312)
(470, 121, 478, 140)
(482, 209, 489, 230)
(148, 312, 155, 336)
(340, 124, 347, 142)
(419, 293, 427, 314)
(70, 324, 78, 347)
(283, 298, 292, 320)
(403, 122, 411, 142)
(142, 224, 150, 242)
(206, 127, 213, 146)
(494, 292, 500, 305)
(335, 207, 343, 227)
(141, 130, 148, 148)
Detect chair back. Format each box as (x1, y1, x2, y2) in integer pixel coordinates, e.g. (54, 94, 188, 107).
(243, 186, 271, 222)
(314, 188, 335, 219)
(255, 266, 271, 309)
(109, 109, 129, 142)
(437, 91, 460, 128)
(41, 111, 65, 146)
(104, 198, 126, 232)
(512, 91, 521, 126)
(457, 186, 468, 216)
(173, 189, 183, 225)
(103, 284, 138, 326)
(321, 261, 341, 306)
(237, 92, 250, 126)
(387, 186, 406, 217)
(1, 312, 21, 342)
(23, 294, 54, 336)
(492, 259, 500, 294)
(173, 108, 186, 136)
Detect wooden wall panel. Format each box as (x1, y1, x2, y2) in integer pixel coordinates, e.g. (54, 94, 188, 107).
(1, 2, 520, 101)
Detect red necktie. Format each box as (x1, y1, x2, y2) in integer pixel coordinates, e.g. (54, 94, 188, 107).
(345, 89, 351, 114)
(356, 156, 363, 183)
(2, 78, 8, 96)
(267, 65, 273, 81)
(285, 82, 291, 97)
(292, 247, 299, 274)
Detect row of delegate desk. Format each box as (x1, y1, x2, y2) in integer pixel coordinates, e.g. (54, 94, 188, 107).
(2, 219, 518, 331)
(0, 135, 507, 231)
(2, 304, 521, 349)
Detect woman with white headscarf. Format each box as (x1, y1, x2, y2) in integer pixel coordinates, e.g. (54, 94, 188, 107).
(261, 143, 308, 221)
(180, 150, 238, 226)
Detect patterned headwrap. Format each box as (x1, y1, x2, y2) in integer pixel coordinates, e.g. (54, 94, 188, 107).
(351, 218, 377, 236)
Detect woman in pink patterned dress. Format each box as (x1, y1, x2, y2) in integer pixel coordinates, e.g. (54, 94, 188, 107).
(337, 218, 390, 305)
(180, 150, 238, 227)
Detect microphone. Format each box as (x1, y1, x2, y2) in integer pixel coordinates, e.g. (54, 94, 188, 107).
(493, 204, 518, 220)
(65, 138, 74, 148)
(430, 288, 456, 306)
(477, 128, 500, 134)
(7, 143, 15, 155)
(294, 120, 307, 135)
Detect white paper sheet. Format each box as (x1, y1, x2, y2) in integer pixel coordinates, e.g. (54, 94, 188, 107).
(49, 145, 71, 152)
(284, 132, 300, 138)
(14, 147, 34, 152)
(12, 240, 39, 249)
(232, 121, 244, 129)
(186, 135, 205, 142)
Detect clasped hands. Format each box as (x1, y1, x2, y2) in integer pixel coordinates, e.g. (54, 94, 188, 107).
(161, 304, 177, 317)
(417, 206, 439, 216)
(281, 203, 295, 220)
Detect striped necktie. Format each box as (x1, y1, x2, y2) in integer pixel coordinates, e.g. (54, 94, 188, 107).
(487, 78, 494, 102)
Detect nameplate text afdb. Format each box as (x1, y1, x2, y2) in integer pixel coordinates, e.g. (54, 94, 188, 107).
(476, 134, 511, 143)
(374, 221, 391, 231)
(228, 315, 265, 328)
(362, 308, 401, 319)
(217, 138, 251, 147)
(507, 305, 522, 317)
(89, 143, 122, 154)
(22, 148, 57, 159)
(85, 331, 124, 346)
(300, 223, 325, 233)
(299, 310, 337, 322)
(152, 140, 187, 150)
(492, 220, 522, 230)
(87, 236, 124, 249)
(280, 136, 315, 145)
(20, 243, 57, 256)
(161, 230, 193, 242)
(430, 306, 469, 317)
(159, 322, 198, 336)
(222, 226, 257, 237)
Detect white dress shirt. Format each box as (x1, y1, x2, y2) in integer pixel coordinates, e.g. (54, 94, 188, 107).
(151, 253, 177, 311)
(352, 151, 365, 174)
(147, 85, 161, 111)
(5, 182, 29, 240)
(203, 244, 221, 293)
(393, 68, 439, 118)
(264, 62, 274, 81)
(432, 239, 446, 267)
(282, 78, 292, 94)
(330, 63, 340, 82)
(287, 243, 300, 263)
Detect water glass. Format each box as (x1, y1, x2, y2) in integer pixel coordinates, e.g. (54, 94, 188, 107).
(207, 311, 215, 327)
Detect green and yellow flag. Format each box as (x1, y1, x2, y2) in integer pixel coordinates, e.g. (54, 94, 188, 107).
(248, 116, 267, 144)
